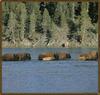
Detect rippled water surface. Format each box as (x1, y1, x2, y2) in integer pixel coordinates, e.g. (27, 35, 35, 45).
(2, 48, 98, 93)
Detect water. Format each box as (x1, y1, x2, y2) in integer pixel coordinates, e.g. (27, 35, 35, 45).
(2, 48, 98, 93)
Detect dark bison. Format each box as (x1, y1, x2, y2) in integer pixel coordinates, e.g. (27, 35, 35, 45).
(54, 52, 71, 60)
(15, 53, 31, 61)
(2, 53, 31, 61)
(62, 43, 65, 47)
(79, 51, 98, 61)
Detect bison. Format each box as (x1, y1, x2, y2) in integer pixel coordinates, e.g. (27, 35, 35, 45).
(38, 52, 55, 61)
(54, 52, 71, 60)
(79, 51, 98, 61)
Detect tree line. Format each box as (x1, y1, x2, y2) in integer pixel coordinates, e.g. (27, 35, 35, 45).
(2, 1, 98, 47)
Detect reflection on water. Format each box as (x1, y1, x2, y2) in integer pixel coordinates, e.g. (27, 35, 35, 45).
(2, 48, 98, 93)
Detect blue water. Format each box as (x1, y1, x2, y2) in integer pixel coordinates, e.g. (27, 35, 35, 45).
(2, 48, 98, 93)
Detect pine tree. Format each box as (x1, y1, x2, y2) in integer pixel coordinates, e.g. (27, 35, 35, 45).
(20, 3, 27, 41)
(58, 2, 67, 27)
(35, 3, 43, 33)
(66, 2, 75, 21)
(14, 3, 21, 42)
(42, 9, 52, 46)
(2, 2, 10, 36)
(29, 9, 36, 39)
(53, 2, 61, 27)
(7, 11, 16, 43)
(80, 2, 93, 45)
(42, 9, 51, 31)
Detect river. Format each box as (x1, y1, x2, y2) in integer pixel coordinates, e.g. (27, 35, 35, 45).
(2, 48, 98, 93)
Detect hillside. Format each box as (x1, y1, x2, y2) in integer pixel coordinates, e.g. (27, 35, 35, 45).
(2, 1, 98, 48)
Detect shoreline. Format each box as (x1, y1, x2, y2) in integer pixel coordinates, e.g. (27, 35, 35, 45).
(2, 41, 98, 48)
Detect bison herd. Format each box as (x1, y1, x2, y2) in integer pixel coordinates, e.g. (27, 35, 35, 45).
(2, 53, 31, 61)
(2, 51, 98, 61)
(38, 52, 71, 61)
